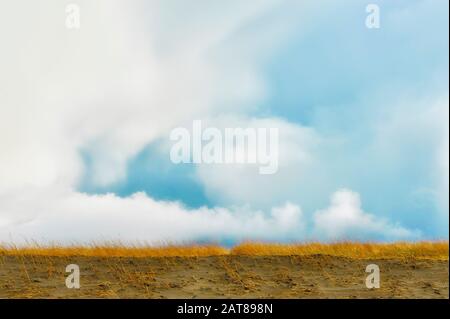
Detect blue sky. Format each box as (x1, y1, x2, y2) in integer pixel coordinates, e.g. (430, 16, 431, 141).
(0, 0, 448, 244)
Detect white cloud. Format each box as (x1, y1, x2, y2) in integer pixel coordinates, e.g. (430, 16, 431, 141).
(194, 115, 321, 207)
(313, 189, 420, 241)
(0, 1, 319, 245)
(0, 188, 416, 245)
(0, 0, 284, 192)
(0, 189, 306, 245)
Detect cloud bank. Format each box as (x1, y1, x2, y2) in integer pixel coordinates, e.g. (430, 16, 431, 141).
(0, 188, 417, 245)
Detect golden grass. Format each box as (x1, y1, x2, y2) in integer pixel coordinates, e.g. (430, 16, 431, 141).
(0, 241, 447, 260)
(0, 244, 228, 258)
(231, 241, 449, 260)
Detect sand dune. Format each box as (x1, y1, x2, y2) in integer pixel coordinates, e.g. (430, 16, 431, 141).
(1, 242, 448, 299)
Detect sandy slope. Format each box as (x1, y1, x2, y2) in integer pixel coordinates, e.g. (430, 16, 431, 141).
(1, 254, 448, 298)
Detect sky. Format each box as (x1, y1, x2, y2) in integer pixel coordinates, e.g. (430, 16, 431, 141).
(0, 0, 448, 245)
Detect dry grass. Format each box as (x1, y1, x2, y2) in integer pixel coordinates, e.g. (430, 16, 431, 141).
(0, 241, 447, 260)
(231, 241, 449, 260)
(0, 243, 228, 258)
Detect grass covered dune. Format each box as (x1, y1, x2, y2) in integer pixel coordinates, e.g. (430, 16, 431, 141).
(0, 241, 448, 260)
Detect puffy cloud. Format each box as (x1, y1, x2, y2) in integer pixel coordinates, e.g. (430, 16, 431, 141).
(0, 189, 305, 245)
(0, 1, 317, 245)
(0, 0, 284, 192)
(313, 189, 420, 241)
(0, 1, 322, 245)
(0, 188, 415, 245)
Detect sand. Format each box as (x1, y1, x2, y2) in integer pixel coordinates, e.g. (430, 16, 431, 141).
(0, 254, 448, 298)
